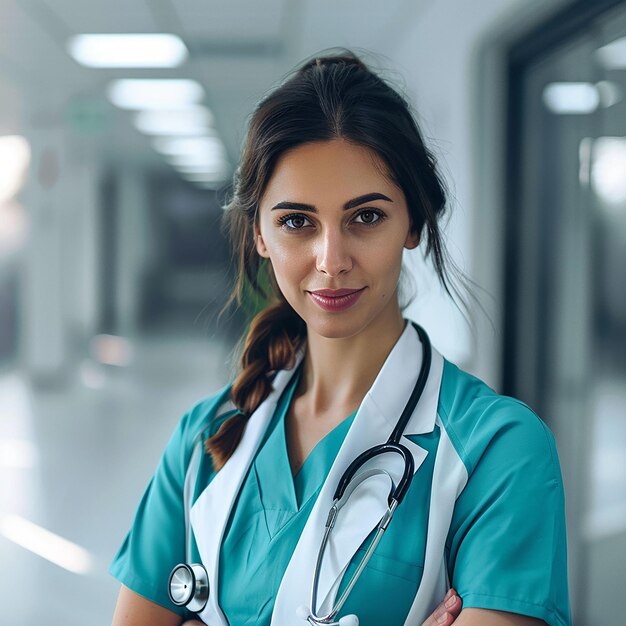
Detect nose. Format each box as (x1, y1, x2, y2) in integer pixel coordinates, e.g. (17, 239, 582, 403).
(315, 227, 353, 277)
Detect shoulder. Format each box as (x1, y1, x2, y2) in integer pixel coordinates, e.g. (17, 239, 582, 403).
(437, 358, 560, 480)
(439, 359, 571, 625)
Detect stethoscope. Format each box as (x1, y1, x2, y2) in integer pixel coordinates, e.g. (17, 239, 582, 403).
(168, 321, 431, 625)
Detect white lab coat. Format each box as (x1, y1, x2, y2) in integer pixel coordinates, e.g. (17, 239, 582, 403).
(189, 322, 464, 626)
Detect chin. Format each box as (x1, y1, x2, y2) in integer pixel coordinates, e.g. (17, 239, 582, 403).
(303, 312, 371, 341)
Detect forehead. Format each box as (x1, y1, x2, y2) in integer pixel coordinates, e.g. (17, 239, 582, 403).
(260, 139, 402, 209)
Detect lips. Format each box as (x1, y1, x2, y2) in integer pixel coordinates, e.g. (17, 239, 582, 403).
(309, 288, 364, 297)
(307, 287, 366, 312)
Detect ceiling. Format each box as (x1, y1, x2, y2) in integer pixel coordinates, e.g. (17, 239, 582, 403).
(0, 0, 428, 170)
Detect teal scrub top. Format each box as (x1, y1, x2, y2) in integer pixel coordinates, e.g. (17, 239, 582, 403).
(109, 357, 571, 626)
(218, 362, 357, 624)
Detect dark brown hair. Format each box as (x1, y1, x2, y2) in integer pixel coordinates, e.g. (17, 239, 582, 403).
(207, 50, 464, 470)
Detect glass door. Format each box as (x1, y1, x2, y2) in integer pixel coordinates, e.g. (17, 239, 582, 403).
(506, 2, 626, 623)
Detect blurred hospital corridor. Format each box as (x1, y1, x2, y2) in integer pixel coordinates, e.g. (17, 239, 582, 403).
(1, 0, 626, 624)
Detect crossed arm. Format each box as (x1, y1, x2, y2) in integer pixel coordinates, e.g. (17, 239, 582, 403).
(112, 584, 545, 626)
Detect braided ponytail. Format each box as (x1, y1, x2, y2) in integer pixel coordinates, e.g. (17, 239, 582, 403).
(205, 300, 305, 471)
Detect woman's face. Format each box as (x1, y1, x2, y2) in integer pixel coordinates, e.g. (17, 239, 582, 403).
(255, 138, 419, 339)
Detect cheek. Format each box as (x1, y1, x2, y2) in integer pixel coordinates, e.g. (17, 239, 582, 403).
(364, 235, 405, 271)
(265, 236, 305, 269)
(274, 255, 305, 286)
(262, 235, 311, 290)
(363, 241, 404, 296)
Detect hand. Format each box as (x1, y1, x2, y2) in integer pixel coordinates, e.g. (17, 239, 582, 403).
(420, 588, 462, 626)
(180, 621, 205, 626)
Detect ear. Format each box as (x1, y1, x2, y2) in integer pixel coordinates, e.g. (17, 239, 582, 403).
(404, 228, 420, 250)
(254, 223, 270, 258)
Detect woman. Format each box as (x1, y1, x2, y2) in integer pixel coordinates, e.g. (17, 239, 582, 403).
(110, 52, 571, 626)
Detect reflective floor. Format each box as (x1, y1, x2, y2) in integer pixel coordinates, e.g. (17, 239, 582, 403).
(0, 323, 237, 625)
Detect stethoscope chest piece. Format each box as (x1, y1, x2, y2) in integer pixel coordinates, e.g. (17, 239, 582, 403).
(168, 562, 209, 613)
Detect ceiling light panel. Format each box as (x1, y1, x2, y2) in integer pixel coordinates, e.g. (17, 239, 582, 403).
(167, 154, 228, 170)
(595, 81, 623, 108)
(134, 107, 216, 136)
(595, 36, 626, 70)
(153, 136, 226, 157)
(591, 137, 626, 207)
(107, 79, 204, 110)
(542, 82, 600, 114)
(67, 34, 188, 68)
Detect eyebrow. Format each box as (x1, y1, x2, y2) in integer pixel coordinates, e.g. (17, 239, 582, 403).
(270, 192, 393, 212)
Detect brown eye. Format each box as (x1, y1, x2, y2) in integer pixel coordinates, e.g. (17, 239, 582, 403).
(354, 209, 383, 225)
(287, 216, 307, 229)
(278, 213, 311, 230)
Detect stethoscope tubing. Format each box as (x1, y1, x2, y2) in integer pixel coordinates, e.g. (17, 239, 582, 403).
(169, 321, 432, 624)
(306, 322, 432, 625)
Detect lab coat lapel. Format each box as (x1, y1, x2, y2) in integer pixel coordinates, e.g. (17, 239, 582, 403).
(272, 322, 444, 625)
(189, 355, 304, 626)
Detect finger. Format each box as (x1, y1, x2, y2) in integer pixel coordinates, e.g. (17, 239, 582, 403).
(420, 589, 462, 626)
(420, 607, 452, 626)
(444, 591, 462, 618)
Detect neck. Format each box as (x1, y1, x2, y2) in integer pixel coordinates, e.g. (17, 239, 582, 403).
(298, 305, 406, 417)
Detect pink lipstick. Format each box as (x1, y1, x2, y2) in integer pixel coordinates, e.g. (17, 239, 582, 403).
(307, 287, 366, 312)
